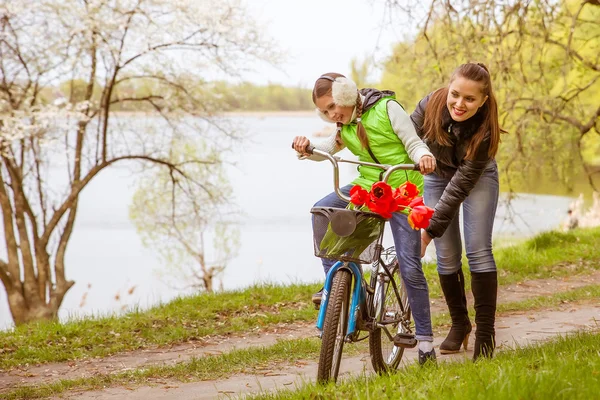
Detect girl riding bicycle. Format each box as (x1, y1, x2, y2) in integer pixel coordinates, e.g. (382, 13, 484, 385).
(292, 73, 437, 364)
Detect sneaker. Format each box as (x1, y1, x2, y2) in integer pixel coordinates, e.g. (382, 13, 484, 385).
(311, 288, 323, 307)
(418, 349, 437, 366)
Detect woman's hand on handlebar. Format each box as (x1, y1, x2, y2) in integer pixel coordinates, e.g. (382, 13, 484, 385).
(419, 155, 436, 175)
(292, 136, 311, 156)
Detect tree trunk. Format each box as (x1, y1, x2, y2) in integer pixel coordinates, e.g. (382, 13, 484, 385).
(203, 270, 214, 293)
(3, 246, 74, 326)
(7, 287, 57, 325)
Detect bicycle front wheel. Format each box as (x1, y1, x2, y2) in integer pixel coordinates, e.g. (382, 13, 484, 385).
(317, 268, 352, 383)
(369, 250, 412, 373)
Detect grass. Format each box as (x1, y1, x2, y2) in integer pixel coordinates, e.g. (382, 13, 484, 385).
(3, 285, 599, 399)
(1, 338, 328, 400)
(498, 228, 600, 280)
(424, 227, 600, 298)
(1, 227, 599, 370)
(250, 331, 600, 400)
(496, 285, 600, 313)
(0, 283, 321, 369)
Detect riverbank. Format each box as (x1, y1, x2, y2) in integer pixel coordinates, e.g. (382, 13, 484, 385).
(1, 227, 599, 399)
(1, 227, 599, 369)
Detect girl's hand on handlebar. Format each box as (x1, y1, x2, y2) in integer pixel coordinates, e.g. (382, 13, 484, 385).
(419, 155, 436, 175)
(292, 136, 311, 155)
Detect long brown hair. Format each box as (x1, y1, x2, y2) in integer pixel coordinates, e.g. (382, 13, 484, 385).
(422, 63, 503, 159)
(312, 73, 368, 149)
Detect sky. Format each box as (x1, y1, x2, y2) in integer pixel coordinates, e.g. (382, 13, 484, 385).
(240, 0, 421, 87)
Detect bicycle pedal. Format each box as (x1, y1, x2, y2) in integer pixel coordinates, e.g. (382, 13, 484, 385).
(393, 333, 417, 348)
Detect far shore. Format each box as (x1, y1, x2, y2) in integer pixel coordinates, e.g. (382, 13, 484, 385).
(222, 110, 315, 117)
(108, 110, 316, 118)
(107, 109, 334, 137)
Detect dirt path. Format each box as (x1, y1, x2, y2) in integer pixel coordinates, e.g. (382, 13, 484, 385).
(57, 303, 600, 400)
(2, 271, 600, 398)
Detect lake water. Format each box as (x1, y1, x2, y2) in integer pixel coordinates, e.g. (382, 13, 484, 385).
(0, 115, 574, 329)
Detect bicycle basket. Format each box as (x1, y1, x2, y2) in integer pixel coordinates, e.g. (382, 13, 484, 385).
(311, 206, 385, 264)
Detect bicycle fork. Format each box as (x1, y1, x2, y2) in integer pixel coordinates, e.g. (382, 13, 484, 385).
(316, 261, 365, 339)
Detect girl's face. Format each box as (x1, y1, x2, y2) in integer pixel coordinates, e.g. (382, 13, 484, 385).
(446, 76, 488, 122)
(315, 94, 354, 124)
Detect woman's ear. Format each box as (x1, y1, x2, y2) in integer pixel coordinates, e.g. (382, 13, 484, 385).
(331, 77, 358, 106)
(315, 108, 336, 123)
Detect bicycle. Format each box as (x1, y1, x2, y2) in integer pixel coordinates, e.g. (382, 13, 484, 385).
(304, 146, 421, 383)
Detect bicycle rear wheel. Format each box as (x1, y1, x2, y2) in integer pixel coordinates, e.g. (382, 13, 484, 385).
(368, 249, 412, 373)
(317, 268, 352, 383)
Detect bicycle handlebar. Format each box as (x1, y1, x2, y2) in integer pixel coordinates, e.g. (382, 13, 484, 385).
(293, 143, 419, 202)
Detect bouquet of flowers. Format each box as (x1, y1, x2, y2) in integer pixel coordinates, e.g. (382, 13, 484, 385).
(317, 181, 435, 262)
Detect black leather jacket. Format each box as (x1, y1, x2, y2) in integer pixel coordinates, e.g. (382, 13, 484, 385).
(410, 93, 495, 239)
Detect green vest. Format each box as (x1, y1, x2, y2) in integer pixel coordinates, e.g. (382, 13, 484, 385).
(340, 96, 424, 196)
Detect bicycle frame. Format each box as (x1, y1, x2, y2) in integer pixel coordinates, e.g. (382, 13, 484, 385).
(316, 260, 364, 336)
(309, 148, 418, 340)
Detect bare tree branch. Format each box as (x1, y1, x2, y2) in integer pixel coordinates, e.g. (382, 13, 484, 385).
(525, 105, 600, 135)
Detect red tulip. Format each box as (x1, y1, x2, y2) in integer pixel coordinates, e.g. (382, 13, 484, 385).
(367, 198, 394, 219)
(350, 185, 369, 206)
(370, 181, 393, 201)
(408, 196, 424, 208)
(393, 188, 411, 211)
(367, 181, 396, 219)
(397, 182, 419, 200)
(393, 182, 420, 212)
(408, 205, 435, 230)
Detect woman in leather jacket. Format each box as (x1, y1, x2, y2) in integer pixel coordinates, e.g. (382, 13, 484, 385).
(410, 63, 504, 361)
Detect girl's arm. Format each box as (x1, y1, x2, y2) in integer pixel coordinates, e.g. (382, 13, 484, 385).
(409, 93, 432, 138)
(387, 100, 433, 162)
(296, 129, 346, 161)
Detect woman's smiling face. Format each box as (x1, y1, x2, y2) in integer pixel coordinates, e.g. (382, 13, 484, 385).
(446, 76, 488, 122)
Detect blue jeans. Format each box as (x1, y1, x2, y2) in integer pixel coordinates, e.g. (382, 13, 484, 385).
(424, 161, 499, 276)
(312, 185, 433, 341)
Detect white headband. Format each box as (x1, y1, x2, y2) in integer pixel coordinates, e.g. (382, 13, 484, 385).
(318, 75, 358, 106)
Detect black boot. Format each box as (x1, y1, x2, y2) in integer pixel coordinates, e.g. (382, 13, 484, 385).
(471, 271, 498, 361)
(439, 269, 472, 354)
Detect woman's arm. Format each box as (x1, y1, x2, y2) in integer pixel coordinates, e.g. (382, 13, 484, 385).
(387, 100, 433, 163)
(425, 136, 492, 238)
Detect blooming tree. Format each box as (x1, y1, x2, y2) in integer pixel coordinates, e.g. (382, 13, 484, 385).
(0, 0, 275, 324)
